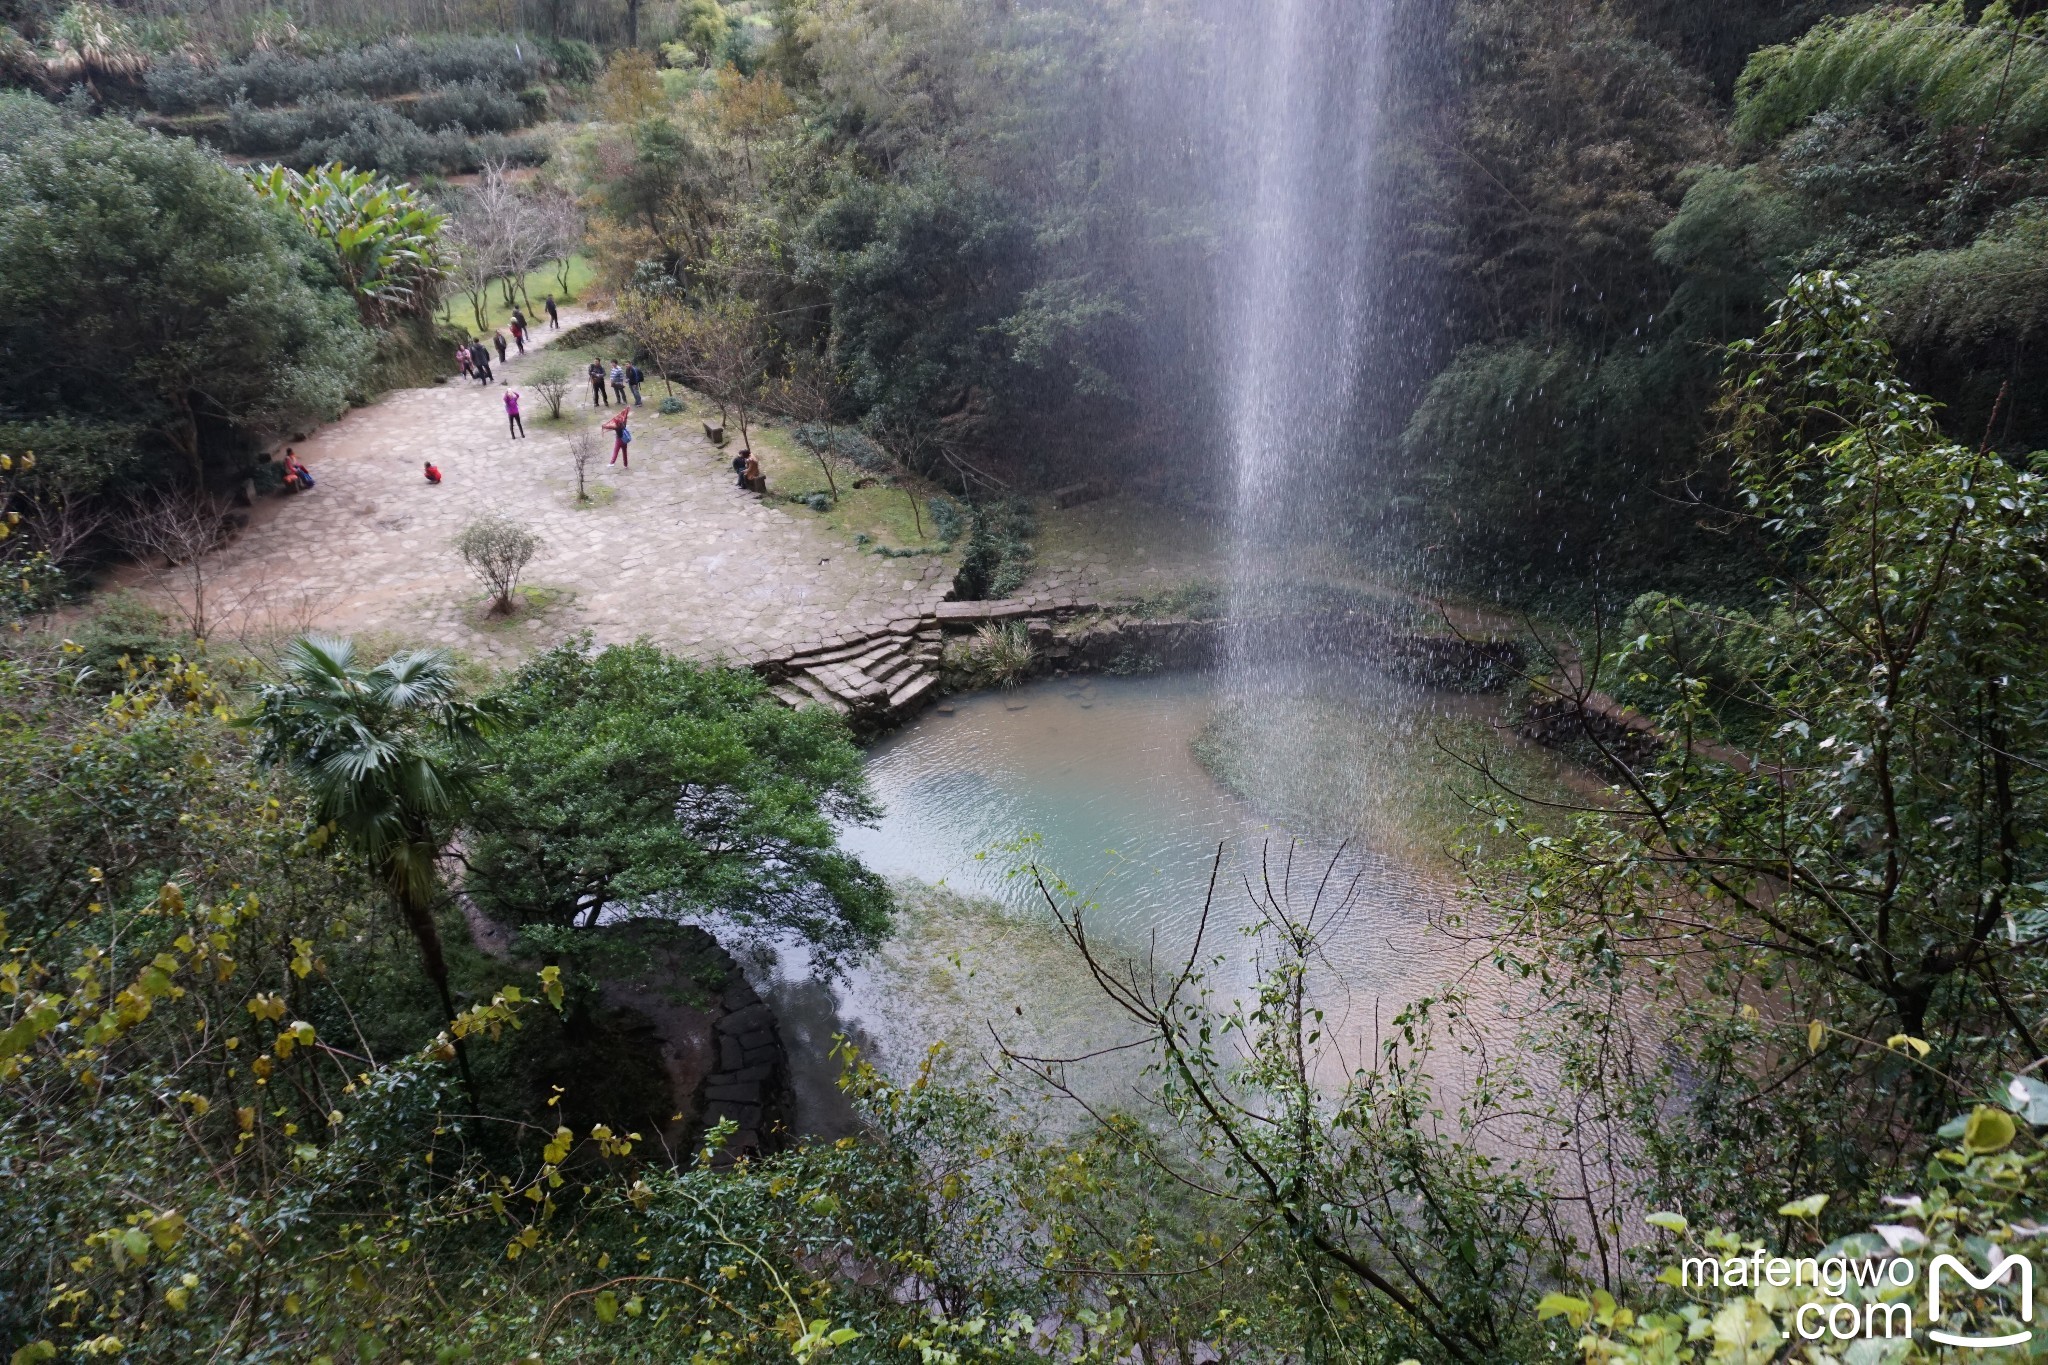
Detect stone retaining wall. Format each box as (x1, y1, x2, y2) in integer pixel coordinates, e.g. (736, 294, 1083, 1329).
(753, 597, 1524, 730)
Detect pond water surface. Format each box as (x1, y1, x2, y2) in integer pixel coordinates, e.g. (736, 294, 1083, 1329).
(757, 663, 1574, 1132)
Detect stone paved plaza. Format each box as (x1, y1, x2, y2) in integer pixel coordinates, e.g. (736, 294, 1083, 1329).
(114, 310, 1235, 670)
(158, 311, 957, 668)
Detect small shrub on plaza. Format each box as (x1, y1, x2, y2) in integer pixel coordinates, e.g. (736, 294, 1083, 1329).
(455, 514, 542, 613)
(530, 358, 572, 419)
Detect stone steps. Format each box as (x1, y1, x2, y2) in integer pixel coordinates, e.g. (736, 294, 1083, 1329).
(754, 596, 1106, 730)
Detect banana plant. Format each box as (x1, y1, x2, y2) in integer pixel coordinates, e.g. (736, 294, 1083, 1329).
(247, 162, 451, 323)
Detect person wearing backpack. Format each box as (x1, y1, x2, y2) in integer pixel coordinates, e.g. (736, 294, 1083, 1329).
(626, 362, 644, 406)
(603, 408, 633, 467)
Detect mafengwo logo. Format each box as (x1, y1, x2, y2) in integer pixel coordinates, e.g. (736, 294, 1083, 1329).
(1680, 1247, 2037, 1348)
(1928, 1251, 2033, 1349)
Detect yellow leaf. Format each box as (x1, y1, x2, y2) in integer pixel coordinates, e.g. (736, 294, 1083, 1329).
(1886, 1033, 1932, 1058)
(1535, 1293, 1590, 1328)
(1807, 1019, 1825, 1054)
(1964, 1105, 2017, 1155)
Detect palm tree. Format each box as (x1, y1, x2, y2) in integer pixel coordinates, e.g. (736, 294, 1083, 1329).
(244, 636, 495, 1071)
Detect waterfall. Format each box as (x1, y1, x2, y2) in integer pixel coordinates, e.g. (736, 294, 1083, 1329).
(1198, 0, 1415, 847)
(1213, 0, 1397, 646)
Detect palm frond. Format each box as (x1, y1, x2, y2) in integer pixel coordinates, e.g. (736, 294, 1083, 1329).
(372, 648, 459, 711)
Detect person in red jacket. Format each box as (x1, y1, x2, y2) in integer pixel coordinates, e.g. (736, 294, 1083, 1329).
(602, 408, 633, 467)
(423, 461, 442, 484)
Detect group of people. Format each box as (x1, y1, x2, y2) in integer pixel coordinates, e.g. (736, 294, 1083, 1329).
(430, 298, 757, 487)
(588, 359, 645, 408)
(455, 294, 566, 383)
(457, 337, 495, 384)
(278, 447, 313, 491)
(731, 447, 762, 492)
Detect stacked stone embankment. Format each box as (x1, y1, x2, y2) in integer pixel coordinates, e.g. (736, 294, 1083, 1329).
(752, 595, 1522, 730)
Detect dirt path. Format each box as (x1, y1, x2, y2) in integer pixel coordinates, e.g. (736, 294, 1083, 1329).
(149, 308, 954, 668)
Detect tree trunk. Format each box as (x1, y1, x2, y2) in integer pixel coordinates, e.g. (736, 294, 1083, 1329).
(627, 0, 641, 47)
(394, 876, 479, 1102)
(171, 393, 205, 491)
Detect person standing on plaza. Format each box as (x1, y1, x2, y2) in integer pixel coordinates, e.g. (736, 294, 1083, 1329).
(609, 362, 628, 405)
(626, 361, 644, 406)
(505, 388, 525, 439)
(588, 359, 607, 407)
(603, 408, 632, 467)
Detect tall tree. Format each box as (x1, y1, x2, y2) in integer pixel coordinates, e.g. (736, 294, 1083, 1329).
(465, 639, 890, 964)
(0, 98, 369, 488)
(244, 636, 496, 1059)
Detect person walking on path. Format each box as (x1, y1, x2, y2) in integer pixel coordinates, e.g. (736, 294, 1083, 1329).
(626, 361, 644, 406)
(471, 341, 493, 384)
(603, 408, 632, 467)
(423, 461, 442, 484)
(510, 315, 527, 355)
(608, 362, 628, 405)
(587, 359, 607, 407)
(545, 295, 559, 329)
(457, 342, 473, 380)
(505, 388, 525, 439)
(493, 330, 508, 365)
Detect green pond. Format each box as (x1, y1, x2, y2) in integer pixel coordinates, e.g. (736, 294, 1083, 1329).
(758, 662, 1577, 1130)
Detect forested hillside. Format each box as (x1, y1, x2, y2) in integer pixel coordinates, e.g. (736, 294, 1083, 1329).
(6, 2, 2048, 1363)
(6, 0, 2041, 606)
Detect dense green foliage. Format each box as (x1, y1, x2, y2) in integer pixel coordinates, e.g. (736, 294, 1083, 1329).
(246, 636, 497, 1039)
(1400, 0, 2048, 597)
(466, 640, 892, 960)
(246, 162, 449, 320)
(0, 98, 369, 496)
(588, 1, 1222, 491)
(144, 36, 553, 173)
(1465, 273, 2048, 1262)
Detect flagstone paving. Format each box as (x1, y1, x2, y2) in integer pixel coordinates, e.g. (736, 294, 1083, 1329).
(149, 310, 956, 669)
